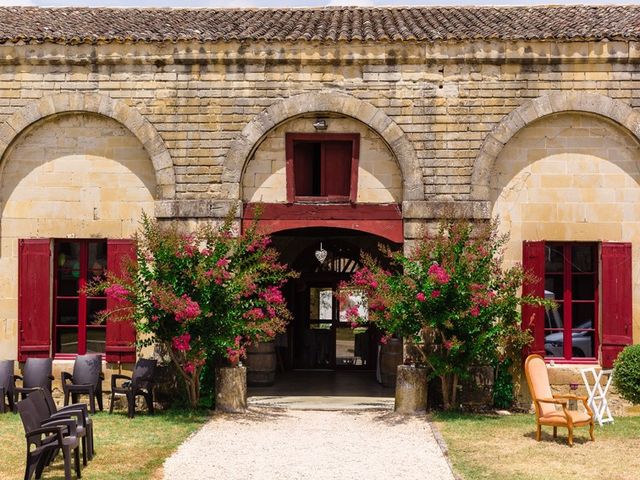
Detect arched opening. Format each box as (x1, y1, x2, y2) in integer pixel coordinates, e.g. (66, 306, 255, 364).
(249, 227, 400, 398)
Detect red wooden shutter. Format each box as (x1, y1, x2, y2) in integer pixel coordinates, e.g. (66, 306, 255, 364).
(323, 141, 351, 197)
(522, 241, 546, 356)
(601, 242, 633, 368)
(18, 239, 52, 361)
(106, 239, 137, 363)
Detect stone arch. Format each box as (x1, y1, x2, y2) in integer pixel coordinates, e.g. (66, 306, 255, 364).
(471, 92, 640, 201)
(222, 91, 422, 201)
(0, 92, 175, 199)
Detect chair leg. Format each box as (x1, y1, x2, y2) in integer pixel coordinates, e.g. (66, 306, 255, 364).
(108, 392, 115, 414)
(127, 391, 135, 418)
(88, 391, 95, 415)
(145, 392, 154, 415)
(62, 446, 72, 480)
(87, 422, 95, 458)
(97, 388, 104, 412)
(567, 427, 574, 447)
(0, 389, 5, 414)
(75, 445, 82, 478)
(590, 421, 595, 441)
(81, 436, 87, 466)
(536, 423, 542, 442)
(553, 426, 557, 438)
(8, 391, 15, 413)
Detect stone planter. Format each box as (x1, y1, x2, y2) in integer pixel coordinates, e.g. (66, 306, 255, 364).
(394, 364, 428, 415)
(215, 366, 247, 413)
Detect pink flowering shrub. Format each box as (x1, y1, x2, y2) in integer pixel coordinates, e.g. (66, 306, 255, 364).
(340, 218, 545, 410)
(87, 211, 296, 408)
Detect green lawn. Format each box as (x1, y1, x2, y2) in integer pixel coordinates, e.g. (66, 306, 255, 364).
(433, 412, 640, 480)
(0, 407, 209, 480)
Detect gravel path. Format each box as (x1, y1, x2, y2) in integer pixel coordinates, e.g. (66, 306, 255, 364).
(163, 408, 455, 480)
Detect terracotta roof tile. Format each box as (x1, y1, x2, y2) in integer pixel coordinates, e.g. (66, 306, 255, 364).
(0, 6, 639, 45)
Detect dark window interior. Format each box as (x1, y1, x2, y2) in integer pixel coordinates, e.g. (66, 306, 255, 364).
(293, 140, 352, 199)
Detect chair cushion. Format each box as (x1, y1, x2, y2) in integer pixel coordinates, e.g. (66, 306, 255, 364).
(540, 410, 592, 426)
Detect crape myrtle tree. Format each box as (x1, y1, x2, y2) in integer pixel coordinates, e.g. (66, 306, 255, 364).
(341, 218, 545, 410)
(89, 212, 296, 408)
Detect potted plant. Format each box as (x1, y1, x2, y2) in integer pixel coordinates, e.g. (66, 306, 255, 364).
(89, 211, 295, 410)
(341, 218, 545, 412)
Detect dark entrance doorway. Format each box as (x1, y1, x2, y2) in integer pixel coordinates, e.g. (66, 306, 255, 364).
(271, 228, 400, 372)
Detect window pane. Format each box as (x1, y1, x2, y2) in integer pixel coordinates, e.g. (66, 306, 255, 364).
(544, 329, 564, 358)
(57, 242, 80, 296)
(88, 241, 107, 281)
(335, 328, 368, 366)
(572, 274, 595, 300)
(86, 328, 106, 354)
(544, 275, 563, 300)
(339, 290, 368, 323)
(572, 303, 594, 330)
(544, 302, 563, 329)
(572, 245, 595, 273)
(56, 299, 78, 325)
(570, 330, 595, 358)
(294, 142, 321, 196)
(56, 328, 78, 354)
(309, 287, 333, 321)
(87, 299, 107, 326)
(545, 245, 564, 273)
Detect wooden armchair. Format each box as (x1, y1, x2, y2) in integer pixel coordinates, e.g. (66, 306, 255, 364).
(524, 354, 595, 447)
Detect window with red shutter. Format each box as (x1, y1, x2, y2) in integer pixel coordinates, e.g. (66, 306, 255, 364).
(601, 242, 633, 368)
(523, 240, 632, 366)
(18, 237, 137, 363)
(18, 239, 52, 361)
(286, 133, 359, 203)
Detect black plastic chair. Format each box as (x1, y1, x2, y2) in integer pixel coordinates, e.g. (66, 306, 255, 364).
(14, 358, 54, 401)
(30, 389, 90, 467)
(16, 393, 82, 480)
(62, 354, 104, 414)
(109, 358, 156, 418)
(0, 359, 16, 413)
(42, 387, 95, 461)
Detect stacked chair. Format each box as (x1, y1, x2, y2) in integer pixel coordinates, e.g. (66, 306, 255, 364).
(16, 389, 83, 480)
(15, 355, 103, 480)
(0, 359, 16, 413)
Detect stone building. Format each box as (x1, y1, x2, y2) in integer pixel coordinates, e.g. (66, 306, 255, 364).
(0, 5, 639, 398)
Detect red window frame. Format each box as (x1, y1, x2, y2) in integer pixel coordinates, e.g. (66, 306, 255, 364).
(544, 242, 599, 363)
(53, 239, 107, 359)
(285, 133, 360, 203)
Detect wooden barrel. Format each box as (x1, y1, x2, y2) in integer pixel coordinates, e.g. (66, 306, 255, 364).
(380, 338, 403, 388)
(246, 341, 277, 387)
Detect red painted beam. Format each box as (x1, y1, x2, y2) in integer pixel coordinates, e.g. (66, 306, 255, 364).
(243, 203, 403, 243)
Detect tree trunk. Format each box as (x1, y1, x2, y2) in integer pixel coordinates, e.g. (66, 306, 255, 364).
(440, 373, 458, 410)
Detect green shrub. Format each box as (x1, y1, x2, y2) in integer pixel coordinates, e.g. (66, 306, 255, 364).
(613, 345, 640, 405)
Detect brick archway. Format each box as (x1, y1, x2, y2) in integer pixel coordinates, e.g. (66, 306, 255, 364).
(0, 92, 175, 199)
(222, 91, 423, 202)
(471, 92, 640, 201)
